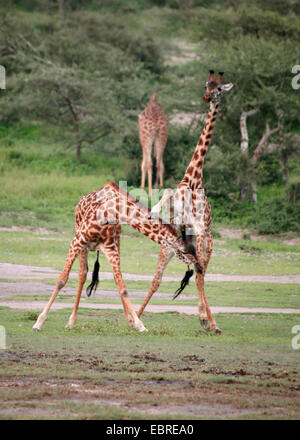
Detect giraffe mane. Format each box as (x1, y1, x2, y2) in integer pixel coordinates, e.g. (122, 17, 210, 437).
(106, 182, 179, 238)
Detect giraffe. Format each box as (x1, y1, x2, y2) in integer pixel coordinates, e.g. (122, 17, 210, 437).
(137, 71, 233, 334)
(139, 93, 168, 196)
(32, 182, 202, 333)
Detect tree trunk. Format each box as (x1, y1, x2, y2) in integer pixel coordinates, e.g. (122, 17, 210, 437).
(76, 140, 82, 164)
(283, 155, 289, 184)
(239, 109, 257, 201)
(239, 110, 282, 203)
(240, 109, 257, 154)
(58, 0, 64, 27)
(250, 180, 258, 203)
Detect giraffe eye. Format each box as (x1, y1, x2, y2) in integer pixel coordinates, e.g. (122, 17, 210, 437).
(218, 87, 222, 91)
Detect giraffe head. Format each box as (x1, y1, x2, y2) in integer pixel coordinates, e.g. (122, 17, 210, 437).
(169, 237, 202, 275)
(204, 70, 233, 104)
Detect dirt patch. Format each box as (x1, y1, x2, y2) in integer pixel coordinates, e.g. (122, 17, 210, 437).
(0, 281, 75, 298)
(283, 238, 300, 246)
(0, 374, 262, 419)
(1, 300, 299, 315)
(219, 227, 300, 245)
(169, 111, 207, 127)
(0, 226, 55, 234)
(1, 262, 299, 284)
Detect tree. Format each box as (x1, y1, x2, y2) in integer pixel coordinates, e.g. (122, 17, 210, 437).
(0, 9, 161, 163)
(239, 110, 282, 202)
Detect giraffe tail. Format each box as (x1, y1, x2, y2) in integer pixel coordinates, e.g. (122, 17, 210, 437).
(152, 156, 157, 186)
(86, 251, 100, 297)
(173, 269, 194, 300)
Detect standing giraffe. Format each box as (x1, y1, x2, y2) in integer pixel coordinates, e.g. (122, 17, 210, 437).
(139, 93, 168, 196)
(137, 71, 233, 334)
(32, 182, 202, 333)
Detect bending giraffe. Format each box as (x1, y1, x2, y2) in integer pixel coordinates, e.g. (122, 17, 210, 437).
(137, 71, 233, 334)
(139, 93, 168, 196)
(32, 182, 202, 333)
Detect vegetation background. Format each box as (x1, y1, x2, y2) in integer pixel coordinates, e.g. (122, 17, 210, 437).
(0, 0, 299, 234)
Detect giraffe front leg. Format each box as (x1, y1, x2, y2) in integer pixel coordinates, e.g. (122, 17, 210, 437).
(195, 234, 221, 334)
(203, 231, 221, 334)
(137, 246, 172, 317)
(195, 272, 220, 333)
(103, 245, 147, 332)
(195, 234, 208, 326)
(197, 275, 208, 327)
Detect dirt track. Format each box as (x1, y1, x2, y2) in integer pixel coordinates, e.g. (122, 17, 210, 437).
(0, 263, 300, 315)
(1, 262, 299, 283)
(1, 300, 300, 315)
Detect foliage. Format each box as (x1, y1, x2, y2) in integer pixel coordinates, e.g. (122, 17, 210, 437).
(0, 0, 299, 232)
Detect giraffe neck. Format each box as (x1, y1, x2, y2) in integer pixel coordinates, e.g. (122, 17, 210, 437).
(180, 101, 219, 190)
(94, 182, 198, 267)
(105, 182, 180, 247)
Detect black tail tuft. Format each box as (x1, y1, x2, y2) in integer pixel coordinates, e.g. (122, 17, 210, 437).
(152, 156, 157, 186)
(86, 251, 100, 297)
(173, 269, 194, 300)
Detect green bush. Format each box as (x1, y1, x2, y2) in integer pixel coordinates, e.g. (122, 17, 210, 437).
(254, 197, 300, 234)
(286, 178, 300, 205)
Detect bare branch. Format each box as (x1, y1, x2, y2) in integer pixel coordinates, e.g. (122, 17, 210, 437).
(54, 84, 80, 135)
(18, 33, 57, 68)
(82, 129, 110, 144)
(252, 122, 282, 163)
(240, 109, 258, 153)
(266, 143, 281, 153)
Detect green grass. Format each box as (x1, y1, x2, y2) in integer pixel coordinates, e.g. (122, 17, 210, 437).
(0, 229, 299, 276)
(0, 307, 299, 419)
(0, 124, 128, 231)
(0, 169, 118, 231)
(3, 278, 299, 310)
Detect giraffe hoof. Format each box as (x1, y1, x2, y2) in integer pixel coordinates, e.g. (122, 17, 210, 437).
(32, 327, 40, 332)
(139, 326, 148, 333)
(214, 328, 222, 335)
(200, 319, 208, 327)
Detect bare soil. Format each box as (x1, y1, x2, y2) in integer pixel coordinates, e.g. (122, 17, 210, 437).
(1, 300, 299, 315)
(1, 262, 299, 284)
(0, 262, 299, 315)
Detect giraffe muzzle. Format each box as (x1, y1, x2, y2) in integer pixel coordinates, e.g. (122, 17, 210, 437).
(194, 262, 203, 274)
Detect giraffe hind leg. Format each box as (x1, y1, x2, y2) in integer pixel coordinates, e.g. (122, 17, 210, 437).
(65, 248, 88, 329)
(32, 236, 85, 331)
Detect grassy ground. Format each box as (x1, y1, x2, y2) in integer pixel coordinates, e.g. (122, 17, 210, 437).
(0, 226, 299, 419)
(1, 280, 299, 310)
(0, 307, 299, 420)
(1, 229, 299, 276)
(0, 2, 299, 421)
(0, 127, 299, 420)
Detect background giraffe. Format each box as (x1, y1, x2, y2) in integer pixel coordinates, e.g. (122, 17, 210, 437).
(138, 93, 168, 196)
(137, 71, 233, 334)
(32, 182, 202, 333)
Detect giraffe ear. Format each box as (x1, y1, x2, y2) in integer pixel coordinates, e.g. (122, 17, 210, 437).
(220, 83, 234, 92)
